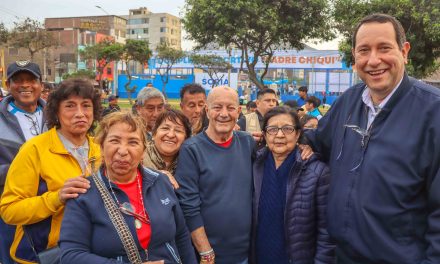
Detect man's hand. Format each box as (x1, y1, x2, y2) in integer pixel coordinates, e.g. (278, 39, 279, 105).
(251, 131, 264, 144)
(58, 176, 90, 204)
(143, 261, 164, 264)
(298, 144, 313, 160)
(160, 170, 179, 189)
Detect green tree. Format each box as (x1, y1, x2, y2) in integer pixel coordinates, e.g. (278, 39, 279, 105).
(10, 17, 58, 60)
(0, 23, 8, 45)
(62, 69, 96, 80)
(156, 43, 186, 99)
(333, 0, 440, 78)
(121, 39, 152, 104)
(191, 54, 232, 88)
(183, 0, 334, 89)
(80, 38, 123, 90)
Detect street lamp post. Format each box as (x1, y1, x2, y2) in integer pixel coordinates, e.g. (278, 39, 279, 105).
(95, 5, 110, 15)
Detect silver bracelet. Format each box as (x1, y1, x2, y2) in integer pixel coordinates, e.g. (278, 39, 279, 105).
(199, 248, 214, 256)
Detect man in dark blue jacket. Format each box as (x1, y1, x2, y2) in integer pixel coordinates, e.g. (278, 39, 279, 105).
(0, 61, 46, 264)
(175, 86, 255, 264)
(306, 13, 440, 263)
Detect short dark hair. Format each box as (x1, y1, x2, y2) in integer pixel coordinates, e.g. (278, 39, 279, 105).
(352, 13, 406, 49)
(152, 109, 192, 140)
(283, 100, 299, 109)
(180, 83, 206, 100)
(45, 78, 102, 133)
(306, 96, 321, 108)
(257, 88, 276, 99)
(246, 101, 257, 110)
(300, 114, 318, 128)
(298, 86, 308, 92)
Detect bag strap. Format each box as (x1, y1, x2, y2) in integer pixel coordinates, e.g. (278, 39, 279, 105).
(92, 172, 142, 264)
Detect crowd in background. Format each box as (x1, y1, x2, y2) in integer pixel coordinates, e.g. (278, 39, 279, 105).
(0, 13, 440, 264)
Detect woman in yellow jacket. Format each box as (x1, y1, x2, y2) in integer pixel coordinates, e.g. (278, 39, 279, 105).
(0, 78, 102, 264)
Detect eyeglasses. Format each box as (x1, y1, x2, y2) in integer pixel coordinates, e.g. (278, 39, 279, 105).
(119, 202, 150, 224)
(24, 113, 40, 136)
(265, 125, 297, 135)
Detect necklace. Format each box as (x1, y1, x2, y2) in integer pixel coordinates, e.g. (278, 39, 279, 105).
(105, 169, 150, 229)
(134, 173, 148, 229)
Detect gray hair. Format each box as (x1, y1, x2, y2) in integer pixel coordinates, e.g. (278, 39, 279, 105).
(136, 87, 165, 106)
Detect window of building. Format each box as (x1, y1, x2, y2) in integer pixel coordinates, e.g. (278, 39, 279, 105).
(160, 17, 166, 23)
(143, 28, 149, 34)
(129, 18, 149, 25)
(160, 27, 167, 33)
(160, 37, 168, 44)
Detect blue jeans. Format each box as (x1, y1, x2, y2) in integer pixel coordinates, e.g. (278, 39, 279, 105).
(0, 217, 15, 264)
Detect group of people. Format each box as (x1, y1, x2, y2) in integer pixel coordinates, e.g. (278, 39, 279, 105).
(0, 13, 439, 264)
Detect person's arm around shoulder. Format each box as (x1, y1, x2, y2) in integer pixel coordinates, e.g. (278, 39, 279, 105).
(304, 97, 343, 162)
(0, 142, 63, 225)
(313, 162, 335, 263)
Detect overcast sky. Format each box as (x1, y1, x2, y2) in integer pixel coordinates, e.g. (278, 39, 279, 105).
(0, 0, 185, 24)
(0, 0, 338, 50)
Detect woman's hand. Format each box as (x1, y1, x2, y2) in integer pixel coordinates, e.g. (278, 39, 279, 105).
(160, 170, 180, 189)
(58, 176, 91, 204)
(298, 144, 314, 160)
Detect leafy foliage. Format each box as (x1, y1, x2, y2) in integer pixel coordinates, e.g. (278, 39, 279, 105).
(156, 43, 186, 98)
(190, 54, 231, 88)
(9, 18, 58, 60)
(80, 38, 123, 90)
(333, 0, 440, 78)
(0, 23, 8, 45)
(62, 69, 96, 80)
(121, 39, 152, 104)
(183, 0, 335, 89)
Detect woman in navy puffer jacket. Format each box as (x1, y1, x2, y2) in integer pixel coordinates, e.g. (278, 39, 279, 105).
(251, 106, 334, 264)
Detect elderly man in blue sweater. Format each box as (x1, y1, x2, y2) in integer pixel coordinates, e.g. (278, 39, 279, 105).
(175, 86, 255, 264)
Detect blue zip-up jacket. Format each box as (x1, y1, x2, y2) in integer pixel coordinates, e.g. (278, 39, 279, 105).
(59, 166, 197, 264)
(0, 96, 46, 195)
(306, 74, 440, 263)
(251, 148, 334, 264)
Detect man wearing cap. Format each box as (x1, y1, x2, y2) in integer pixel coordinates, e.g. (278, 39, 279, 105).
(0, 61, 46, 264)
(101, 95, 121, 117)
